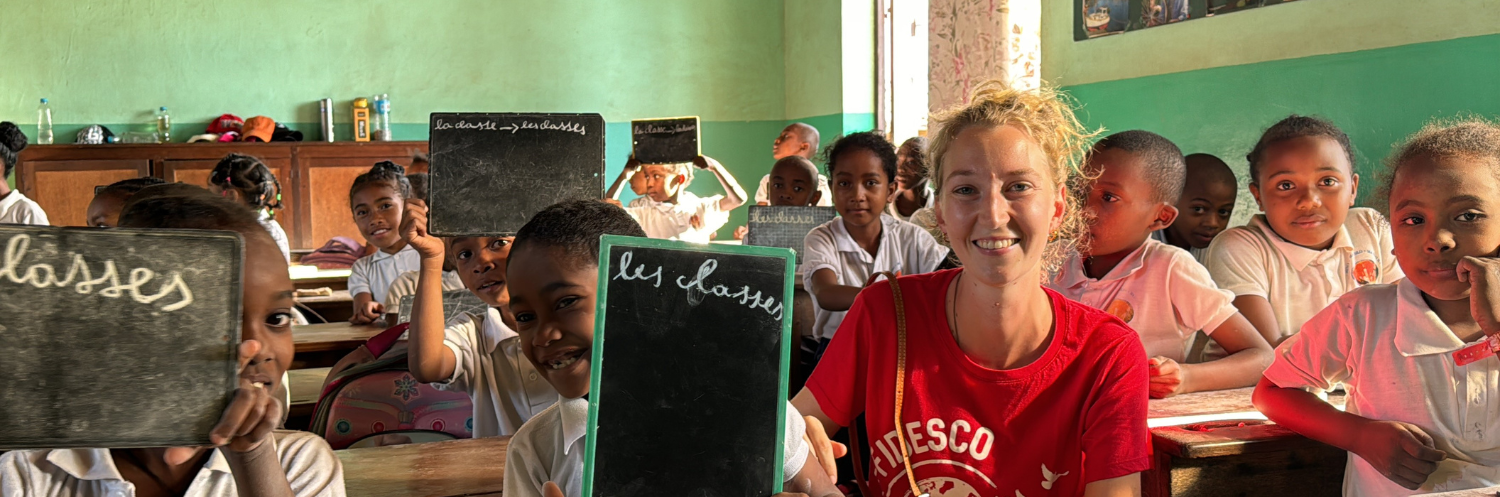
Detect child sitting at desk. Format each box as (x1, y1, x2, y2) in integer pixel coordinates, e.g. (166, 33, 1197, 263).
(485, 200, 839, 497)
(0, 191, 344, 496)
(1254, 119, 1500, 495)
(346, 161, 421, 325)
(1152, 153, 1237, 262)
(209, 153, 291, 262)
(86, 176, 166, 227)
(0, 122, 49, 226)
(1048, 130, 1272, 398)
(756, 123, 832, 207)
(399, 200, 558, 438)
(617, 155, 748, 244)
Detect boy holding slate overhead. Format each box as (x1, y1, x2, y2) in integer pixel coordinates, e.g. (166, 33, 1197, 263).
(1, 191, 344, 496)
(756, 123, 833, 207)
(399, 201, 558, 439)
(459, 200, 838, 497)
(617, 155, 748, 244)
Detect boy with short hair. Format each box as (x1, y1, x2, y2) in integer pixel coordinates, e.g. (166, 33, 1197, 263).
(619, 155, 748, 244)
(1050, 130, 1273, 398)
(734, 156, 825, 240)
(497, 200, 840, 497)
(1152, 153, 1238, 261)
(400, 202, 558, 438)
(755, 123, 833, 207)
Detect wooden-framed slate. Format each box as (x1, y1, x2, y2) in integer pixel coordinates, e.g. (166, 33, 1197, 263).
(428, 112, 605, 236)
(0, 226, 242, 449)
(583, 236, 794, 497)
(396, 290, 490, 325)
(630, 116, 700, 164)
(743, 205, 838, 265)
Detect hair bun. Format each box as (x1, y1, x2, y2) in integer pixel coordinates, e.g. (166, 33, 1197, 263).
(0, 122, 28, 153)
(371, 161, 406, 176)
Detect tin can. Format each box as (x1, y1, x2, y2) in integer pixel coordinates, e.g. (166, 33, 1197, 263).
(319, 98, 335, 142)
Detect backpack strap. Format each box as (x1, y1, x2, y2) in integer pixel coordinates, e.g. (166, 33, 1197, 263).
(850, 271, 926, 497)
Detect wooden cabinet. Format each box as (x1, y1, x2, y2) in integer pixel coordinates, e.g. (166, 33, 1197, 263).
(14, 142, 426, 250)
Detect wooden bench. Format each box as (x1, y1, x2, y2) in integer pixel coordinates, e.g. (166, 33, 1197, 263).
(337, 437, 509, 497)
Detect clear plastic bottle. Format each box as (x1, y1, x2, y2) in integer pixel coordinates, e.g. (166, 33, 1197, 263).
(36, 99, 53, 145)
(372, 94, 391, 141)
(155, 107, 172, 143)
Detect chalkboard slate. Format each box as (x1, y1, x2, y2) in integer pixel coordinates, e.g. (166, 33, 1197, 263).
(743, 205, 838, 264)
(395, 290, 491, 325)
(428, 113, 605, 236)
(584, 236, 794, 497)
(631, 116, 700, 164)
(0, 226, 242, 449)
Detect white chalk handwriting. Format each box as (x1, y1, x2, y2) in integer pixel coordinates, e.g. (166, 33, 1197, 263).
(633, 123, 697, 135)
(0, 234, 196, 312)
(433, 118, 587, 135)
(610, 251, 784, 321)
(612, 251, 663, 288)
(748, 209, 825, 226)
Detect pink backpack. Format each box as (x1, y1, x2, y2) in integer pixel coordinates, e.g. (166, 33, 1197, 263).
(309, 325, 473, 449)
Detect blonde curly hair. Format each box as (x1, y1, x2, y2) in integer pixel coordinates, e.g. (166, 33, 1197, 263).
(928, 80, 1100, 270)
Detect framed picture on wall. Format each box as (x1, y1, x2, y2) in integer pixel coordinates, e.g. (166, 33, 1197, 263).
(1076, 0, 1297, 40)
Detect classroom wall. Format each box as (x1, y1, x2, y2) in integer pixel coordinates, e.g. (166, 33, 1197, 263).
(1040, 0, 1500, 226)
(1, 0, 879, 239)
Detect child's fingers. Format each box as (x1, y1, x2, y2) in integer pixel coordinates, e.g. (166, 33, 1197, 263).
(210, 384, 259, 445)
(1398, 454, 1439, 477)
(543, 481, 566, 497)
(1386, 466, 1427, 490)
(1399, 427, 1447, 462)
(803, 416, 839, 480)
(1458, 257, 1478, 283)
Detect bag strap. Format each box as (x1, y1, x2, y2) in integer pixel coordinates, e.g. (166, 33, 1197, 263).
(851, 271, 925, 497)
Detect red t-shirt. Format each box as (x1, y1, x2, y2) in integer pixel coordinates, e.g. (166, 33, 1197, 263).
(807, 269, 1150, 497)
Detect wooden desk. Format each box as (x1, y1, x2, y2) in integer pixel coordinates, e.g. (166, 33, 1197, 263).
(291, 266, 352, 291)
(293, 322, 383, 369)
(338, 437, 508, 497)
(1144, 387, 1348, 497)
(296, 289, 354, 323)
(1422, 486, 1500, 496)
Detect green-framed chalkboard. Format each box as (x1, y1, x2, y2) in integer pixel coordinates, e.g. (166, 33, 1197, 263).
(583, 235, 795, 497)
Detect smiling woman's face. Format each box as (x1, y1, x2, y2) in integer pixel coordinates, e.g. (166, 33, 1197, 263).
(936, 125, 1066, 289)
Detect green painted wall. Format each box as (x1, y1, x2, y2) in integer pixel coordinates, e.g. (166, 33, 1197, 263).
(1060, 34, 1500, 227)
(1043, 0, 1500, 87)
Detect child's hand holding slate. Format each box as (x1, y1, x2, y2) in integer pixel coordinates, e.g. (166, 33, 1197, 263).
(400, 199, 444, 263)
(1458, 256, 1500, 336)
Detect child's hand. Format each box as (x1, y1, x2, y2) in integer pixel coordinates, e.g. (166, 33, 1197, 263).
(692, 155, 720, 170)
(215, 340, 283, 452)
(603, 198, 623, 207)
(1458, 256, 1500, 335)
(400, 199, 445, 262)
(352, 301, 384, 324)
(734, 226, 748, 240)
(624, 155, 641, 171)
(543, 481, 565, 497)
(1147, 356, 1187, 399)
(1352, 420, 1446, 490)
(804, 415, 848, 481)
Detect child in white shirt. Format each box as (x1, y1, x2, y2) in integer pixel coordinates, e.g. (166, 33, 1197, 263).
(1206, 115, 1403, 346)
(802, 132, 947, 349)
(620, 155, 747, 243)
(0, 121, 49, 226)
(208, 153, 291, 262)
(755, 122, 833, 207)
(1050, 130, 1272, 398)
(1150, 153, 1237, 262)
(346, 161, 421, 324)
(1254, 118, 1500, 496)
(397, 201, 559, 438)
(495, 200, 840, 497)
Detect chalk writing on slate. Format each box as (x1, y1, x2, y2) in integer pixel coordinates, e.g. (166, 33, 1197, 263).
(584, 236, 794, 497)
(631, 116, 700, 165)
(396, 290, 491, 325)
(428, 113, 605, 236)
(0, 226, 242, 449)
(743, 205, 838, 264)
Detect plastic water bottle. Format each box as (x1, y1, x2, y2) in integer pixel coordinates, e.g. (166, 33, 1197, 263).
(36, 99, 53, 145)
(155, 107, 172, 143)
(372, 94, 391, 141)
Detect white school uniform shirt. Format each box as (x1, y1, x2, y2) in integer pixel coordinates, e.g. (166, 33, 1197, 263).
(885, 183, 935, 222)
(1049, 239, 1239, 362)
(0, 430, 345, 497)
(346, 244, 422, 305)
(258, 210, 292, 263)
(1149, 230, 1207, 262)
(432, 307, 558, 438)
(0, 191, 49, 225)
(1264, 280, 1500, 496)
(380, 269, 468, 314)
(624, 191, 729, 244)
(1204, 207, 1403, 342)
(800, 214, 947, 341)
(503, 397, 812, 497)
(754, 173, 834, 207)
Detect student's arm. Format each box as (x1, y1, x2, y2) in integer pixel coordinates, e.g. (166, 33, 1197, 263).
(781, 448, 843, 497)
(1158, 313, 1272, 397)
(1253, 377, 1443, 490)
(605, 156, 642, 200)
(399, 200, 459, 384)
(1232, 295, 1285, 346)
(792, 388, 846, 481)
(217, 340, 295, 497)
(694, 155, 748, 212)
(1083, 474, 1140, 497)
(807, 268, 863, 312)
(349, 292, 381, 324)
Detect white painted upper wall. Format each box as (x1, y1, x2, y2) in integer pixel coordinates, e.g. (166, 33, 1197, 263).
(843, 0, 877, 114)
(1041, 0, 1500, 88)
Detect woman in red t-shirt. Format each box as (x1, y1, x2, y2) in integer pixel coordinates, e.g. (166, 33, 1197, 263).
(792, 81, 1151, 497)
